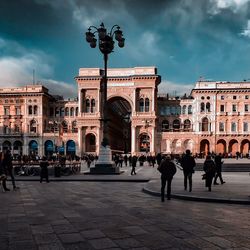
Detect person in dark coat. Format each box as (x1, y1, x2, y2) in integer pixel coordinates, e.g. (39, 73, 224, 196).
(131, 155, 137, 175)
(180, 149, 196, 192)
(40, 156, 49, 183)
(157, 155, 177, 202)
(3, 150, 18, 190)
(214, 153, 226, 185)
(0, 152, 9, 191)
(203, 155, 216, 191)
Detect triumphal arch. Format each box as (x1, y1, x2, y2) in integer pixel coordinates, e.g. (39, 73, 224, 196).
(75, 67, 161, 156)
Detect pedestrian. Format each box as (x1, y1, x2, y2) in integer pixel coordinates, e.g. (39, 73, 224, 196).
(157, 155, 176, 202)
(203, 155, 216, 191)
(180, 149, 196, 192)
(0, 152, 9, 192)
(40, 156, 49, 183)
(3, 150, 19, 190)
(214, 153, 226, 185)
(131, 155, 137, 175)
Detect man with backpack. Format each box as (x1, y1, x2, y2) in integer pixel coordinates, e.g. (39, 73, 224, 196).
(157, 155, 177, 202)
(180, 149, 196, 192)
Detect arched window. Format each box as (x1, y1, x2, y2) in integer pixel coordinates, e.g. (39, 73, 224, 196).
(70, 107, 74, 117)
(86, 99, 90, 113)
(184, 119, 191, 131)
(171, 106, 176, 115)
(33, 105, 38, 115)
(162, 120, 169, 132)
(28, 105, 33, 115)
(62, 121, 68, 133)
(72, 121, 78, 133)
(176, 105, 181, 115)
(139, 98, 144, 112)
(173, 119, 180, 131)
(65, 107, 69, 116)
(201, 117, 209, 131)
(30, 120, 37, 133)
(55, 107, 60, 117)
(206, 102, 211, 112)
(91, 99, 95, 113)
(182, 105, 186, 114)
(60, 107, 64, 117)
(75, 107, 78, 116)
(145, 98, 150, 112)
(188, 105, 192, 114)
(200, 103, 205, 112)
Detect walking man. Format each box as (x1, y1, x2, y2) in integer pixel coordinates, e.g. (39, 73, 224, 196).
(214, 153, 226, 185)
(157, 155, 176, 202)
(131, 155, 137, 175)
(180, 149, 196, 192)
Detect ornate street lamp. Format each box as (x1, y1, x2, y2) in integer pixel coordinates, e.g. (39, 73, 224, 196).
(85, 23, 125, 147)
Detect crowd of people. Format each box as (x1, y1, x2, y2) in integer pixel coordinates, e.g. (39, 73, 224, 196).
(0, 149, 227, 199)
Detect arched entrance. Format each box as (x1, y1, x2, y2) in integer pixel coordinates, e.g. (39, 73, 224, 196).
(3, 140, 11, 153)
(240, 139, 250, 155)
(183, 139, 194, 152)
(228, 139, 238, 156)
(66, 140, 76, 156)
(44, 140, 54, 156)
(200, 139, 210, 155)
(139, 133, 150, 153)
(13, 141, 23, 156)
(29, 140, 38, 156)
(85, 134, 96, 152)
(216, 139, 226, 154)
(107, 96, 132, 154)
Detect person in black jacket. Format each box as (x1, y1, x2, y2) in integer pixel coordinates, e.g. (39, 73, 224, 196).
(181, 149, 196, 192)
(131, 155, 137, 175)
(0, 152, 9, 191)
(214, 153, 226, 185)
(157, 155, 176, 202)
(3, 150, 18, 190)
(203, 155, 216, 191)
(40, 156, 49, 183)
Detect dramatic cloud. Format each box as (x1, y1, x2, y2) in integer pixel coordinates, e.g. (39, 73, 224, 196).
(0, 37, 76, 98)
(240, 20, 250, 37)
(209, 0, 250, 14)
(158, 80, 194, 96)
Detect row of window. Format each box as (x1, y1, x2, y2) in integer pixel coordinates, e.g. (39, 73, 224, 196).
(4, 106, 22, 116)
(201, 95, 249, 100)
(161, 119, 191, 131)
(159, 105, 193, 115)
(50, 107, 78, 117)
(220, 104, 250, 113)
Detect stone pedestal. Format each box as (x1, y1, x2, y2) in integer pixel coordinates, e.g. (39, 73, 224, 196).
(86, 145, 121, 175)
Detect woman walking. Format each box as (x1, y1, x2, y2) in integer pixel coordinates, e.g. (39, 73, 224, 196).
(0, 152, 10, 191)
(203, 155, 216, 192)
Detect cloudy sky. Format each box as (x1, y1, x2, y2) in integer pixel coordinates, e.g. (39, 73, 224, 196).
(1, 0, 250, 97)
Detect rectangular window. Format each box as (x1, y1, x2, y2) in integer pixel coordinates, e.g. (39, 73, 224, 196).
(233, 95, 237, 100)
(4, 107, 10, 115)
(220, 105, 225, 112)
(245, 95, 249, 100)
(231, 122, 236, 132)
(245, 104, 249, 112)
(244, 122, 248, 132)
(232, 104, 237, 112)
(221, 95, 224, 100)
(15, 107, 21, 115)
(219, 122, 224, 132)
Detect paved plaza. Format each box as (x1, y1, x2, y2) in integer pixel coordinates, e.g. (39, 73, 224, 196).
(1, 161, 250, 249)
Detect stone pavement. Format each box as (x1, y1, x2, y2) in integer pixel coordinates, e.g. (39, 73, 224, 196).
(1, 179, 250, 249)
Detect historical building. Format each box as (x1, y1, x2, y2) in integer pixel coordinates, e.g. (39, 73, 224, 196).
(0, 67, 250, 157)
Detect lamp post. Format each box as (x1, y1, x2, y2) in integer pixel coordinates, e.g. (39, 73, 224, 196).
(85, 23, 125, 174)
(85, 22, 125, 147)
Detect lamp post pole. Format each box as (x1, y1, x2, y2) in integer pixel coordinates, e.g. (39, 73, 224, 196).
(85, 23, 125, 174)
(86, 22, 125, 147)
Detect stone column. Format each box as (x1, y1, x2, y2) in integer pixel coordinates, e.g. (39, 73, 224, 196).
(152, 88, 155, 112)
(133, 88, 137, 112)
(77, 127, 83, 156)
(78, 90, 82, 114)
(150, 127, 155, 154)
(131, 126, 136, 154)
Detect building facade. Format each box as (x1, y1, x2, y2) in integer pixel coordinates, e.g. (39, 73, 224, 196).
(0, 67, 250, 157)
